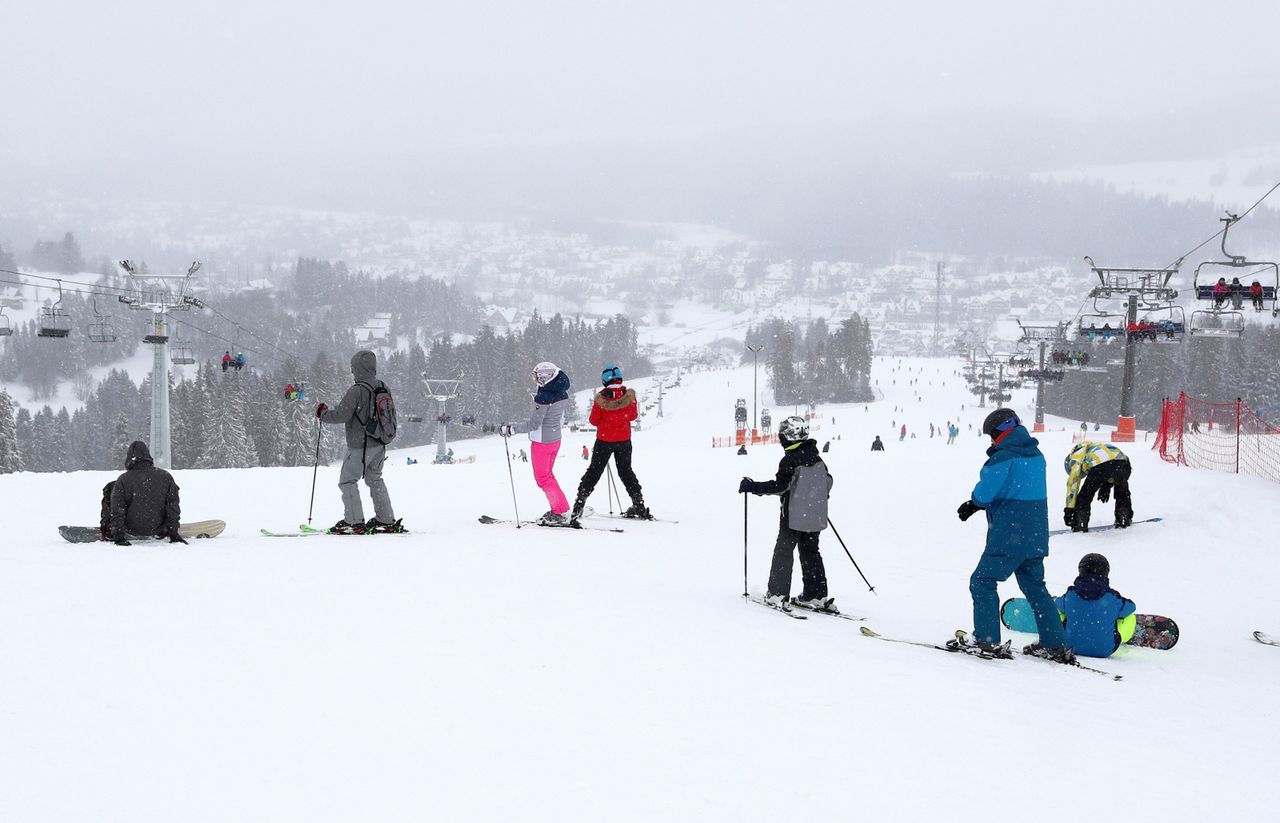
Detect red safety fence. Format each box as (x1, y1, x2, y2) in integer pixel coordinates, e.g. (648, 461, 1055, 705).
(712, 424, 822, 449)
(1154, 392, 1280, 483)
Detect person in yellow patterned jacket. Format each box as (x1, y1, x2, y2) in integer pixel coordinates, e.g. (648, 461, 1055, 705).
(1063, 441, 1132, 532)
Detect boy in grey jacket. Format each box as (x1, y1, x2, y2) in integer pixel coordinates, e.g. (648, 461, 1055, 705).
(316, 350, 400, 533)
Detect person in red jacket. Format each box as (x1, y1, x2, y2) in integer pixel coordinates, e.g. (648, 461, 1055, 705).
(570, 365, 649, 522)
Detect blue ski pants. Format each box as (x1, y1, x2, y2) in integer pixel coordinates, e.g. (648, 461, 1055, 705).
(969, 553, 1065, 648)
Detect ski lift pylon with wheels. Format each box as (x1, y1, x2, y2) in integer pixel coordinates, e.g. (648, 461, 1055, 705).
(37, 281, 72, 338)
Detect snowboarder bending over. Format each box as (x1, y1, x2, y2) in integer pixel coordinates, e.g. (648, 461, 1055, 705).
(1054, 553, 1136, 658)
(739, 416, 836, 614)
(500, 362, 572, 526)
(570, 365, 649, 523)
(315, 350, 402, 534)
(1063, 441, 1132, 532)
(955, 409, 1073, 662)
(104, 441, 185, 546)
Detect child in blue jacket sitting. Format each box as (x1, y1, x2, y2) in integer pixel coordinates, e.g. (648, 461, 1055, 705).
(1055, 553, 1136, 658)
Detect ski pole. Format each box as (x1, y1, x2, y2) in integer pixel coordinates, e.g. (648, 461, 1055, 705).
(306, 418, 322, 525)
(606, 464, 620, 515)
(502, 433, 521, 529)
(828, 518, 876, 594)
(742, 492, 749, 599)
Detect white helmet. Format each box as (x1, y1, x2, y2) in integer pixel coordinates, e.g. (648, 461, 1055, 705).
(778, 415, 809, 444)
(532, 361, 560, 387)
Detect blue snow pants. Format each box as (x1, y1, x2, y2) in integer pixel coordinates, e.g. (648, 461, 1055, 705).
(969, 553, 1065, 648)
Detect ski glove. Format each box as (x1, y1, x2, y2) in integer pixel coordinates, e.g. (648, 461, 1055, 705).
(738, 477, 755, 494)
(315, 403, 329, 418)
(1063, 507, 1076, 527)
(114, 537, 132, 546)
(1098, 484, 1111, 503)
(956, 500, 982, 522)
(169, 531, 189, 545)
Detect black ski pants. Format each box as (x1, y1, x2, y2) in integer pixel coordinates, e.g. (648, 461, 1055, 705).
(1076, 460, 1132, 528)
(767, 510, 828, 599)
(576, 439, 643, 504)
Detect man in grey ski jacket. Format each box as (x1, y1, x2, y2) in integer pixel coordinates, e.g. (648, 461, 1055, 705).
(108, 441, 183, 545)
(316, 350, 398, 531)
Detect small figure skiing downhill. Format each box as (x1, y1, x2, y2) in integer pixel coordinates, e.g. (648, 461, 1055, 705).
(739, 415, 837, 615)
(571, 364, 650, 524)
(954, 409, 1074, 664)
(500, 362, 572, 527)
(315, 350, 403, 535)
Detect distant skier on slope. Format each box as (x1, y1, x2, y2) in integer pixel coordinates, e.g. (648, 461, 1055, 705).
(570, 365, 649, 523)
(500, 362, 572, 526)
(103, 441, 184, 546)
(955, 409, 1073, 662)
(315, 350, 402, 534)
(1063, 441, 1132, 533)
(870, 435, 884, 451)
(739, 416, 836, 613)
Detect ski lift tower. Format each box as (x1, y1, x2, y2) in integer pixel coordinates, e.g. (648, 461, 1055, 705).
(422, 376, 462, 464)
(1017, 320, 1071, 433)
(117, 260, 203, 469)
(1083, 257, 1179, 443)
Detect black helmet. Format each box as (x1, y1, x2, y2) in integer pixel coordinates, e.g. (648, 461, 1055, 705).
(982, 408, 1020, 438)
(778, 415, 810, 445)
(1078, 552, 1110, 577)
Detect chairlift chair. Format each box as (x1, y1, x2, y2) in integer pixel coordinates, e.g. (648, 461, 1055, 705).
(1136, 305, 1186, 342)
(37, 283, 72, 338)
(1189, 309, 1246, 338)
(1076, 313, 1126, 342)
(1191, 214, 1279, 319)
(170, 343, 196, 365)
(87, 301, 118, 343)
(0, 307, 12, 337)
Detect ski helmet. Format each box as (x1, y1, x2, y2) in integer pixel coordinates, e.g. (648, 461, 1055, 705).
(981, 408, 1021, 438)
(532, 362, 560, 387)
(778, 415, 810, 445)
(601, 365, 623, 385)
(1078, 552, 1110, 578)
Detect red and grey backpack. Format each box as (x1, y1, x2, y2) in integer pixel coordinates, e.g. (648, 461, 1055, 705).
(357, 381, 398, 444)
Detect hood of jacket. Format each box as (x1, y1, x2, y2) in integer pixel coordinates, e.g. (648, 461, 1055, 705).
(1071, 573, 1112, 601)
(595, 386, 635, 410)
(986, 426, 1041, 461)
(351, 350, 378, 384)
(786, 438, 823, 466)
(126, 440, 154, 469)
(535, 370, 571, 405)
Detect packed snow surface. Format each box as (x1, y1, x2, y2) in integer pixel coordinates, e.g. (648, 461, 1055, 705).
(1, 357, 1276, 822)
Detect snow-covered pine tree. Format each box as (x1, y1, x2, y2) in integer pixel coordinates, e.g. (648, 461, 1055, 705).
(0, 389, 24, 473)
(108, 414, 133, 469)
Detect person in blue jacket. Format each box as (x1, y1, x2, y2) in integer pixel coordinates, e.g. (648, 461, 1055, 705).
(955, 409, 1074, 663)
(1055, 553, 1136, 658)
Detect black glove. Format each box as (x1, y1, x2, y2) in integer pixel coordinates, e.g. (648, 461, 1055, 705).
(114, 537, 132, 546)
(169, 531, 189, 545)
(957, 500, 981, 522)
(739, 477, 755, 494)
(1098, 484, 1111, 503)
(1064, 507, 1076, 528)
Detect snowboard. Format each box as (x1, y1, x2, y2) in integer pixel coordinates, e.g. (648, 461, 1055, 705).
(1000, 597, 1179, 650)
(59, 519, 226, 544)
(1048, 516, 1162, 537)
(1253, 631, 1279, 647)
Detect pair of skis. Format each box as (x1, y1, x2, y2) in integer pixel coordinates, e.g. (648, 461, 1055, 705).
(860, 626, 1122, 680)
(477, 514, 624, 533)
(260, 523, 408, 538)
(746, 594, 864, 622)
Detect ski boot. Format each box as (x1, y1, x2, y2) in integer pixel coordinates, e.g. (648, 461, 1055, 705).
(763, 593, 793, 612)
(622, 499, 652, 520)
(792, 594, 838, 614)
(946, 631, 1013, 659)
(330, 519, 365, 534)
(1114, 503, 1133, 529)
(537, 511, 570, 527)
(569, 496, 587, 525)
(1022, 643, 1078, 665)
(365, 518, 406, 534)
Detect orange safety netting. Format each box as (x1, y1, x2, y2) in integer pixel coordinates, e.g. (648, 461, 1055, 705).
(1154, 392, 1280, 483)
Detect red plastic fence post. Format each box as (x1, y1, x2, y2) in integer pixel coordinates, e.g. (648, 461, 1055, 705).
(1236, 397, 1242, 475)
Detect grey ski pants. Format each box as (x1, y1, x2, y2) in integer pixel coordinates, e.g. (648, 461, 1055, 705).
(338, 443, 395, 524)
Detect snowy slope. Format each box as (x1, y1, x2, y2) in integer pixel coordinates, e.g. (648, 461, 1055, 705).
(1, 358, 1277, 822)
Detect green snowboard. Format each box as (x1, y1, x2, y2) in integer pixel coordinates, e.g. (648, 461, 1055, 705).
(1000, 597, 1179, 650)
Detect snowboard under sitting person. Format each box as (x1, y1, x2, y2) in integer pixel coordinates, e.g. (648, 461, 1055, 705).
(739, 416, 836, 614)
(955, 409, 1073, 663)
(1053, 553, 1137, 659)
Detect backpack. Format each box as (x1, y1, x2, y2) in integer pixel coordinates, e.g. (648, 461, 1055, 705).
(787, 461, 833, 533)
(357, 381, 398, 444)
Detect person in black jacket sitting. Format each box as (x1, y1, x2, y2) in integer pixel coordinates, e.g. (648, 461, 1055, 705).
(104, 441, 184, 546)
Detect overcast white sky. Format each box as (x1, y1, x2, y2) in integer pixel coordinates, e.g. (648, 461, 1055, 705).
(3, 0, 1279, 208)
